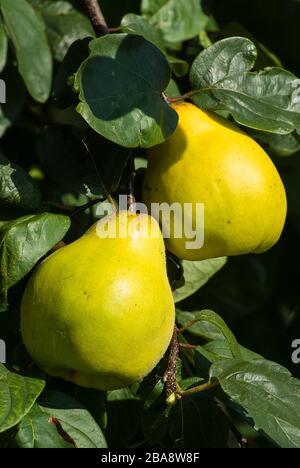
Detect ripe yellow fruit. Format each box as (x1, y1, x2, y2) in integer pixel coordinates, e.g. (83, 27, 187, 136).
(143, 102, 287, 261)
(21, 211, 175, 390)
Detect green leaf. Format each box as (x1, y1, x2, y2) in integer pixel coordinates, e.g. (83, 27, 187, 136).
(248, 129, 300, 157)
(0, 364, 45, 433)
(176, 309, 224, 341)
(178, 310, 241, 359)
(173, 257, 227, 303)
(0, 152, 41, 212)
(15, 404, 73, 448)
(0, 19, 8, 73)
(141, 0, 166, 16)
(197, 340, 262, 364)
(0, 213, 71, 312)
(211, 359, 300, 448)
(190, 37, 300, 134)
(120, 14, 189, 77)
(121, 13, 165, 51)
(169, 395, 230, 448)
(28, 0, 95, 62)
(74, 33, 178, 148)
(0, 63, 26, 138)
(0, 0, 52, 102)
(149, 0, 208, 43)
(16, 391, 107, 448)
(164, 78, 180, 99)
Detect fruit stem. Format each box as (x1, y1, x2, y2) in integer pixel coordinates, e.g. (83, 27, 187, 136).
(177, 319, 201, 335)
(84, 0, 109, 36)
(166, 91, 197, 104)
(178, 380, 220, 398)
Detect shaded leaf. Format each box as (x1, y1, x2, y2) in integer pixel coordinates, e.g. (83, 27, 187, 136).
(53, 38, 91, 109)
(169, 395, 230, 448)
(106, 388, 143, 447)
(211, 359, 300, 448)
(248, 129, 300, 157)
(74, 33, 178, 148)
(0, 0, 52, 102)
(0, 152, 41, 212)
(0, 364, 45, 433)
(173, 257, 227, 303)
(190, 37, 300, 134)
(0, 213, 71, 311)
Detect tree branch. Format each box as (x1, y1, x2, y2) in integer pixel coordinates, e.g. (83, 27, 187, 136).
(163, 325, 180, 399)
(84, 0, 109, 36)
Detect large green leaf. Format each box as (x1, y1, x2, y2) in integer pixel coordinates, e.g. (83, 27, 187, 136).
(0, 18, 8, 73)
(0, 364, 45, 433)
(173, 257, 227, 303)
(211, 359, 300, 448)
(190, 37, 300, 134)
(0, 213, 71, 311)
(16, 391, 107, 448)
(147, 0, 208, 43)
(74, 33, 178, 148)
(0, 153, 41, 212)
(28, 0, 95, 61)
(0, 0, 52, 102)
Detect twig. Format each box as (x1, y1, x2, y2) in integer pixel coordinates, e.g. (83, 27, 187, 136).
(177, 319, 200, 335)
(179, 343, 198, 350)
(84, 0, 109, 36)
(178, 380, 220, 398)
(166, 91, 197, 104)
(163, 325, 180, 398)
